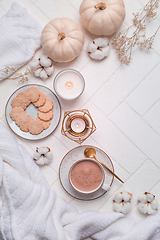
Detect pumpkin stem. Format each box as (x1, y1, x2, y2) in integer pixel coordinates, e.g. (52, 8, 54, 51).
(94, 3, 106, 10)
(58, 32, 66, 40)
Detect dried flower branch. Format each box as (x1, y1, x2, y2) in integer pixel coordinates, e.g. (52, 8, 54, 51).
(0, 66, 32, 84)
(112, 0, 160, 64)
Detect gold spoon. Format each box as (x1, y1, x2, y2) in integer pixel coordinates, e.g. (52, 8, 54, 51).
(84, 147, 124, 183)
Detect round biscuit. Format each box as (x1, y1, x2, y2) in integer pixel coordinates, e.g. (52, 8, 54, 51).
(19, 116, 32, 132)
(29, 118, 44, 135)
(14, 112, 29, 126)
(11, 97, 27, 110)
(27, 87, 40, 103)
(33, 92, 46, 107)
(16, 91, 31, 106)
(38, 98, 53, 113)
(41, 120, 51, 130)
(10, 107, 25, 121)
(38, 109, 53, 121)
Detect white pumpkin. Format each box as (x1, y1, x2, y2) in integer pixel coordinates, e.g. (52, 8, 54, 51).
(41, 18, 84, 63)
(79, 0, 126, 36)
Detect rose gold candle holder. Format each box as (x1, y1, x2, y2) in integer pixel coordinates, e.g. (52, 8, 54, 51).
(61, 109, 96, 144)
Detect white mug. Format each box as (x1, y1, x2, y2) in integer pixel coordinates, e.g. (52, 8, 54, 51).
(68, 159, 110, 194)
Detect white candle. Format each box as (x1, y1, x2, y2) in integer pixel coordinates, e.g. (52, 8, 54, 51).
(71, 118, 86, 133)
(54, 69, 85, 100)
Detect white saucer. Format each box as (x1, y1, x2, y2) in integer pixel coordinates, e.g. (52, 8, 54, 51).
(59, 145, 114, 201)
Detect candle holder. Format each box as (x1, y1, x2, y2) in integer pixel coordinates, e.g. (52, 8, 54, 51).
(53, 69, 85, 100)
(61, 109, 96, 144)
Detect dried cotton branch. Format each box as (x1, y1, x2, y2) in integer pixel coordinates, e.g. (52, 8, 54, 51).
(112, 0, 160, 64)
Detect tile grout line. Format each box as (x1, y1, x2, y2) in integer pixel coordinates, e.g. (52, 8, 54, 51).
(81, 101, 160, 173)
(104, 59, 160, 118)
(90, 133, 160, 182)
(89, 136, 131, 175)
(108, 115, 160, 170)
(31, 1, 52, 21)
(142, 97, 160, 117)
(124, 101, 160, 137)
(0, 5, 7, 12)
(80, 63, 123, 108)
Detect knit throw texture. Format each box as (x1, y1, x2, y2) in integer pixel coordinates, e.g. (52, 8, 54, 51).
(0, 122, 160, 240)
(0, 2, 42, 80)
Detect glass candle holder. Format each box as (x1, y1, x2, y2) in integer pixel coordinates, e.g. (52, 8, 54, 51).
(61, 109, 96, 144)
(53, 69, 85, 100)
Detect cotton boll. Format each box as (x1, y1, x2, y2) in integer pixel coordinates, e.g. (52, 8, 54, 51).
(151, 199, 159, 210)
(94, 37, 109, 47)
(30, 54, 54, 80)
(38, 147, 49, 155)
(138, 202, 148, 214)
(29, 59, 40, 70)
(147, 204, 156, 215)
(33, 151, 40, 160)
(122, 191, 132, 202)
(34, 68, 41, 77)
(87, 41, 97, 53)
(113, 192, 123, 203)
(147, 193, 154, 202)
(45, 151, 52, 163)
(138, 193, 147, 204)
(113, 202, 123, 213)
(39, 69, 48, 80)
(45, 66, 54, 76)
(87, 37, 110, 60)
(102, 46, 110, 56)
(33, 147, 53, 166)
(121, 202, 132, 214)
(40, 55, 52, 67)
(138, 192, 158, 215)
(36, 158, 47, 166)
(113, 191, 132, 214)
(90, 51, 105, 60)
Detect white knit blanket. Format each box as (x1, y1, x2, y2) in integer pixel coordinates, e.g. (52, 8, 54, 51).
(0, 2, 42, 80)
(0, 122, 160, 240)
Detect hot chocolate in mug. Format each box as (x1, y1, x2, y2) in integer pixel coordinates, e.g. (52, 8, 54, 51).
(68, 159, 110, 194)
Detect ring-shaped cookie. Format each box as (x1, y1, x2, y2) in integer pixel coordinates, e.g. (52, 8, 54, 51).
(10, 87, 53, 135)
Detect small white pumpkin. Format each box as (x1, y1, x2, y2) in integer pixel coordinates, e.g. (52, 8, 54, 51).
(79, 0, 126, 36)
(41, 18, 84, 63)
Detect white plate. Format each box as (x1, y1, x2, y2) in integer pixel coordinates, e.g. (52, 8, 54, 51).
(59, 145, 114, 201)
(5, 84, 61, 140)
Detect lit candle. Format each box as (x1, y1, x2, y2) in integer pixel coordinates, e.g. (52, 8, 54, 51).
(53, 69, 85, 100)
(70, 117, 86, 133)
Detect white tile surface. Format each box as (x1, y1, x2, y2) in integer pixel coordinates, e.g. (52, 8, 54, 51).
(83, 102, 147, 175)
(144, 100, 160, 135)
(110, 103, 160, 168)
(0, 0, 160, 224)
(90, 49, 160, 116)
(126, 63, 160, 116)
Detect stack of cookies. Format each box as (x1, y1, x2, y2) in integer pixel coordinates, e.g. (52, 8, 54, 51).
(10, 87, 53, 135)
